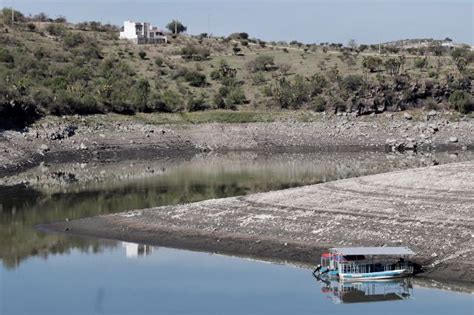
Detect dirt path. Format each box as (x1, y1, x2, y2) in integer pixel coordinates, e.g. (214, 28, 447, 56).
(43, 161, 474, 284)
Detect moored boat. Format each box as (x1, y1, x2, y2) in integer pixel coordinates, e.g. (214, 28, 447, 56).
(313, 247, 415, 281)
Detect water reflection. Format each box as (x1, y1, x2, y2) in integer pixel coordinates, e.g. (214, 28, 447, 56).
(318, 279, 413, 304)
(122, 242, 154, 259)
(1, 150, 473, 269)
(4, 241, 471, 315)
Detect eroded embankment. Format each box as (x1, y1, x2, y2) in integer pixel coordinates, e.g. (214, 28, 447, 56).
(43, 161, 474, 284)
(2, 112, 473, 178)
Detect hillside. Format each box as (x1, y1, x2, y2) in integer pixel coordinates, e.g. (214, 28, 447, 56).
(0, 8, 473, 129)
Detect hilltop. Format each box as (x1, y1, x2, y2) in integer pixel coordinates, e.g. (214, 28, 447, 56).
(0, 8, 473, 130)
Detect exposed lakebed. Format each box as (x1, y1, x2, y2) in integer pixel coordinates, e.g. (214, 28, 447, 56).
(1, 150, 473, 314)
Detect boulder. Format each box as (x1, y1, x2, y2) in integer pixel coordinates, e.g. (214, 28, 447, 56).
(39, 144, 49, 152)
(449, 137, 458, 143)
(403, 113, 412, 120)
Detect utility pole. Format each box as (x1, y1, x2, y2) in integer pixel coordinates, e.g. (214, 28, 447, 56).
(11, 5, 15, 25)
(208, 14, 211, 38)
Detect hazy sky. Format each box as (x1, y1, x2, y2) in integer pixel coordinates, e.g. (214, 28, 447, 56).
(4, 0, 473, 44)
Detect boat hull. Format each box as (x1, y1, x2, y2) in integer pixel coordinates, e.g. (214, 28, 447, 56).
(339, 269, 409, 281)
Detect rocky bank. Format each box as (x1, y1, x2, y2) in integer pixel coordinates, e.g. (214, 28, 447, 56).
(1, 111, 472, 178)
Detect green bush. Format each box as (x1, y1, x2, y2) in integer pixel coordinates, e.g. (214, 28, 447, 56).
(449, 90, 473, 113)
(188, 95, 209, 111)
(214, 83, 246, 109)
(312, 96, 327, 112)
(138, 51, 147, 60)
(308, 74, 328, 96)
(247, 55, 275, 72)
(0, 48, 14, 64)
(362, 56, 382, 72)
(46, 23, 67, 36)
(183, 70, 207, 87)
(181, 45, 210, 61)
(414, 57, 428, 69)
(210, 61, 236, 81)
(341, 74, 365, 92)
(155, 57, 164, 67)
(63, 32, 85, 48)
(160, 89, 184, 112)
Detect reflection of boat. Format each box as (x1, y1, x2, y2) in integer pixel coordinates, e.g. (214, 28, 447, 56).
(313, 247, 415, 281)
(318, 278, 413, 304)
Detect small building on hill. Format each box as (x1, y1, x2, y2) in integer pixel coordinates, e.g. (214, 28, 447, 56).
(119, 21, 167, 44)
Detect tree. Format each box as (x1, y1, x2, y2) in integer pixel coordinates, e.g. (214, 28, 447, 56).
(362, 56, 382, 73)
(33, 12, 50, 22)
(135, 79, 151, 109)
(455, 57, 467, 73)
(348, 39, 358, 50)
(2, 8, 26, 25)
(166, 20, 187, 34)
(384, 58, 402, 76)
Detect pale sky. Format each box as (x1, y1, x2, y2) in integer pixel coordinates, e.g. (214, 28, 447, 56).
(4, 0, 473, 44)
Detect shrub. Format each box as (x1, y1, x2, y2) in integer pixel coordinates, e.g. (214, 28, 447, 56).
(63, 32, 85, 48)
(331, 97, 347, 113)
(449, 90, 473, 113)
(160, 89, 184, 112)
(341, 74, 365, 92)
(33, 48, 46, 60)
(46, 23, 67, 36)
(0, 48, 14, 64)
(362, 56, 383, 72)
(247, 55, 275, 72)
(308, 74, 328, 96)
(228, 32, 249, 40)
(210, 61, 236, 81)
(384, 57, 402, 76)
(138, 51, 147, 60)
(183, 70, 207, 87)
(414, 57, 428, 69)
(26, 23, 36, 32)
(272, 76, 310, 109)
(181, 45, 210, 61)
(155, 57, 164, 67)
(188, 95, 209, 111)
(214, 83, 246, 109)
(251, 73, 266, 85)
(312, 96, 327, 112)
(232, 45, 242, 55)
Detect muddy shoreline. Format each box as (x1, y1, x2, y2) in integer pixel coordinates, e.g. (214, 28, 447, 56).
(42, 161, 474, 286)
(1, 112, 472, 178)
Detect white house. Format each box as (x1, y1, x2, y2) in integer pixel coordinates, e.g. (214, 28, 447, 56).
(119, 20, 167, 44)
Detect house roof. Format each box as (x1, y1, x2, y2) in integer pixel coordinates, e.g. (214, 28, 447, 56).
(330, 247, 415, 256)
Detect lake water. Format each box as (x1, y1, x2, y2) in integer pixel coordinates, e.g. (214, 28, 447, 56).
(1, 151, 473, 314)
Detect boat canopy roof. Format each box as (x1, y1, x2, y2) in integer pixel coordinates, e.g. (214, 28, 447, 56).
(330, 247, 415, 256)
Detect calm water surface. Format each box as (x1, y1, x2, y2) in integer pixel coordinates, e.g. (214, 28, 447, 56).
(1, 151, 473, 314)
(2, 245, 473, 315)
